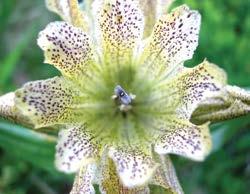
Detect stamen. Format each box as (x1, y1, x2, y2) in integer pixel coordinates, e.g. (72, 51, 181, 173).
(114, 85, 134, 105)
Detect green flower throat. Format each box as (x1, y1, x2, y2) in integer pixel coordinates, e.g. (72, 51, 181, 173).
(79, 61, 161, 145)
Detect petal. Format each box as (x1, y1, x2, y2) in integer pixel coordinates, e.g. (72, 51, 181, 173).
(0, 92, 17, 121)
(99, 151, 150, 193)
(70, 164, 96, 194)
(94, 0, 144, 61)
(108, 146, 158, 188)
(15, 76, 80, 128)
(191, 85, 250, 124)
(156, 0, 175, 15)
(154, 118, 212, 161)
(174, 60, 227, 119)
(140, 5, 201, 77)
(55, 125, 99, 173)
(151, 155, 184, 194)
(145, 61, 226, 119)
(37, 21, 94, 78)
(139, 0, 157, 37)
(0, 92, 34, 127)
(46, 0, 88, 30)
(139, 0, 174, 37)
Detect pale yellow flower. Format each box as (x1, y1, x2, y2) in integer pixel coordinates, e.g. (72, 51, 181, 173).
(0, 0, 249, 193)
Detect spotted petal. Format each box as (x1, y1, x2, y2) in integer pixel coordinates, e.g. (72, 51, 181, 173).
(94, 0, 144, 62)
(154, 118, 211, 161)
(140, 5, 201, 77)
(70, 164, 96, 194)
(55, 125, 99, 173)
(156, 61, 227, 120)
(37, 21, 94, 78)
(108, 146, 158, 188)
(139, 0, 157, 37)
(151, 155, 184, 194)
(173, 60, 227, 119)
(0, 93, 17, 121)
(0, 92, 33, 127)
(15, 77, 81, 128)
(46, 0, 88, 30)
(139, 0, 174, 37)
(100, 151, 150, 193)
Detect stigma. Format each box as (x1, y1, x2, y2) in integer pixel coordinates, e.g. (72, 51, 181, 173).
(112, 85, 136, 112)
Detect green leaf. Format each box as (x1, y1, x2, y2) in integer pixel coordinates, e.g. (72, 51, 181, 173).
(0, 23, 38, 89)
(210, 114, 250, 152)
(0, 0, 15, 33)
(211, 124, 227, 153)
(0, 121, 57, 172)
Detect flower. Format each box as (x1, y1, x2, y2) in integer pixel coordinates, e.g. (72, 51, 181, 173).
(0, 0, 250, 193)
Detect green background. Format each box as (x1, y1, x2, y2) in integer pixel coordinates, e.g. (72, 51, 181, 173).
(0, 0, 249, 193)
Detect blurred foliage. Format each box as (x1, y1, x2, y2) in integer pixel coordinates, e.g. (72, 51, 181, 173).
(174, 0, 250, 86)
(0, 0, 249, 193)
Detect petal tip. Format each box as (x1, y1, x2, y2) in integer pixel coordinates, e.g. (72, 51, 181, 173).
(154, 121, 212, 162)
(0, 92, 15, 119)
(108, 147, 158, 188)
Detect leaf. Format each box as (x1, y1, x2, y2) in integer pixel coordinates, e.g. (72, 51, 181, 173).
(0, 23, 38, 88)
(0, 0, 15, 33)
(210, 114, 250, 153)
(0, 120, 57, 172)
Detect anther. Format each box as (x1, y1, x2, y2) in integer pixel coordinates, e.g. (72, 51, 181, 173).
(113, 85, 135, 105)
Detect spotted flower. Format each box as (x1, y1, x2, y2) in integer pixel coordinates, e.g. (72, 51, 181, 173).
(0, 0, 250, 193)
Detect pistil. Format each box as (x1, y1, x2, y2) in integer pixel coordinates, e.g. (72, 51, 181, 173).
(112, 85, 136, 113)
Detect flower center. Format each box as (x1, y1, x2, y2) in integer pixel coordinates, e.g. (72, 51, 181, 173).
(112, 85, 136, 114)
(80, 62, 163, 145)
